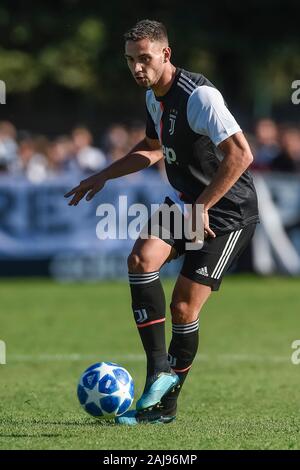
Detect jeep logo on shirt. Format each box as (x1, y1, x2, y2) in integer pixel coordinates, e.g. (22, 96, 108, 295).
(162, 145, 177, 164)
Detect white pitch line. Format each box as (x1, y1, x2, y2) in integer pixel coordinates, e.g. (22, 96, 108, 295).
(6, 353, 290, 364)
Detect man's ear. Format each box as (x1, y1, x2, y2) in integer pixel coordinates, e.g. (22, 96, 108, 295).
(163, 47, 171, 62)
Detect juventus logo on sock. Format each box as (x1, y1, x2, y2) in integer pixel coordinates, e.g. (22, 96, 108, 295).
(168, 353, 177, 367)
(134, 308, 148, 323)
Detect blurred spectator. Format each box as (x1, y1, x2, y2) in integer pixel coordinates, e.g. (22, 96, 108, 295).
(14, 135, 48, 183)
(103, 124, 130, 162)
(46, 135, 76, 177)
(128, 120, 146, 148)
(72, 126, 106, 173)
(0, 121, 18, 172)
(253, 118, 281, 170)
(271, 127, 300, 173)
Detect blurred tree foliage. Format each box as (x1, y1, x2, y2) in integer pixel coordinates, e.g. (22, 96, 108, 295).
(0, 0, 299, 131)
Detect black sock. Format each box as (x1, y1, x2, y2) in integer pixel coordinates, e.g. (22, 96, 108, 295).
(162, 319, 199, 412)
(128, 271, 170, 378)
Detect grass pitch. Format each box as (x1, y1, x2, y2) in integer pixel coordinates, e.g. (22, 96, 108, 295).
(0, 276, 299, 450)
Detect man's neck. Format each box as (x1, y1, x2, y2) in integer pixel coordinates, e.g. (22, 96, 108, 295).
(151, 64, 177, 97)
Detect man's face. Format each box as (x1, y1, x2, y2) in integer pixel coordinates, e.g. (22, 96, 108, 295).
(125, 38, 168, 88)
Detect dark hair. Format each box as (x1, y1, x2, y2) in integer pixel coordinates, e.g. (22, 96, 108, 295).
(124, 19, 168, 44)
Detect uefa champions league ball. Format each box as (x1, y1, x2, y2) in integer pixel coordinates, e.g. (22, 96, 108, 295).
(77, 362, 134, 419)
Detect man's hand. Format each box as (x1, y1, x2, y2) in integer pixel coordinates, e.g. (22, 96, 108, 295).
(202, 209, 216, 239)
(64, 173, 106, 206)
(190, 203, 216, 242)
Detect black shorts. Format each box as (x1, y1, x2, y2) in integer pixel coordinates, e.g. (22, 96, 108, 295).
(142, 197, 257, 291)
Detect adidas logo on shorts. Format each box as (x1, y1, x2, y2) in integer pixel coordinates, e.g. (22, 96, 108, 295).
(195, 266, 209, 277)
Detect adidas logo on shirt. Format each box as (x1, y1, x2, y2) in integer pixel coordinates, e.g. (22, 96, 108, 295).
(195, 266, 209, 277)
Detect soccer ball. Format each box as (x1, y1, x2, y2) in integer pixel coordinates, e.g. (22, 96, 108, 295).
(77, 362, 134, 419)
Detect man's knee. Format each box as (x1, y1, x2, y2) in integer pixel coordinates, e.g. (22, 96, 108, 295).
(127, 252, 154, 273)
(170, 301, 199, 324)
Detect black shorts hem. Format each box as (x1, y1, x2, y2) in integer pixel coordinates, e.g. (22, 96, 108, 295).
(179, 270, 221, 291)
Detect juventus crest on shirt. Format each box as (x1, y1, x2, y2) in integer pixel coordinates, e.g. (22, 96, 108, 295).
(145, 67, 259, 234)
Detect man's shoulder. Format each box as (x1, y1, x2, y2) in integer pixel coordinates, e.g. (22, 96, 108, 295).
(178, 68, 227, 113)
(176, 68, 221, 105)
(178, 68, 216, 90)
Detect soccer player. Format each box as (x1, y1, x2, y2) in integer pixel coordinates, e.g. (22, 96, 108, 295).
(65, 20, 259, 424)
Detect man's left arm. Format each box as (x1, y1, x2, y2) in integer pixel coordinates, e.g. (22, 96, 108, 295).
(195, 131, 253, 237)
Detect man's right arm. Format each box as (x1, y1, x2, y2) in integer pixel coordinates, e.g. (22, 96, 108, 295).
(102, 136, 163, 180)
(64, 136, 163, 206)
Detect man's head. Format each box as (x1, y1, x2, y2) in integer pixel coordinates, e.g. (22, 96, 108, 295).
(124, 19, 171, 89)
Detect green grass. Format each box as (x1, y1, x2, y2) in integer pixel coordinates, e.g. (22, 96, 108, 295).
(0, 276, 299, 450)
